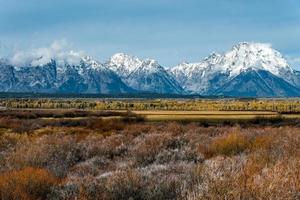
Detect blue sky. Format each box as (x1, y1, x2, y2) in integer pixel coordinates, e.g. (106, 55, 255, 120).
(1, 0, 300, 68)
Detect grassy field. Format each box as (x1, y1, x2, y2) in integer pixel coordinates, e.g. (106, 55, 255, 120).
(133, 110, 300, 122)
(133, 110, 280, 121)
(4, 108, 300, 123)
(5, 109, 300, 122)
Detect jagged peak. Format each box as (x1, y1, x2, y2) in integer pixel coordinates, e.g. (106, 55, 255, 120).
(171, 42, 292, 78)
(81, 56, 105, 70)
(109, 53, 142, 67)
(108, 54, 167, 77)
(181, 61, 190, 65)
(205, 52, 222, 59)
(203, 52, 223, 65)
(228, 42, 288, 62)
(229, 42, 276, 56)
(232, 41, 270, 49)
(224, 42, 291, 76)
(177, 61, 193, 68)
(143, 59, 159, 66)
(131, 58, 164, 75)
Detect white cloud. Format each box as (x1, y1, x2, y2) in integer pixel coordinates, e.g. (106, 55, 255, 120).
(9, 40, 85, 67)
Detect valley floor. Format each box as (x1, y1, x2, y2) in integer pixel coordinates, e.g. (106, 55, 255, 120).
(0, 109, 299, 199)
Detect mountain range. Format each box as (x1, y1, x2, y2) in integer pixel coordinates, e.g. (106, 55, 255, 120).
(0, 42, 300, 97)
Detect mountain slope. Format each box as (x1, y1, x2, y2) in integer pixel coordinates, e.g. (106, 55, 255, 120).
(0, 56, 134, 94)
(0, 60, 18, 92)
(126, 59, 184, 94)
(107, 54, 184, 94)
(1, 42, 300, 97)
(169, 42, 300, 96)
(214, 69, 300, 97)
(56, 56, 134, 94)
(107, 53, 142, 78)
(169, 53, 228, 94)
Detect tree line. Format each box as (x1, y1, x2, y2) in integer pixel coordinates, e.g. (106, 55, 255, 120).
(1, 99, 300, 113)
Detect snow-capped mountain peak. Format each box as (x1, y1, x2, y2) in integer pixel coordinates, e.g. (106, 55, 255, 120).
(1, 41, 300, 97)
(108, 53, 142, 77)
(81, 56, 105, 70)
(109, 53, 141, 66)
(204, 52, 222, 64)
(223, 42, 292, 77)
(143, 58, 158, 65)
(106, 54, 184, 94)
(138, 59, 164, 73)
(171, 42, 293, 79)
(168, 42, 299, 96)
(124, 57, 184, 94)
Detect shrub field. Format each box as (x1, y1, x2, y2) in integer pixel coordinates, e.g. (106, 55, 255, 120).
(0, 108, 299, 199)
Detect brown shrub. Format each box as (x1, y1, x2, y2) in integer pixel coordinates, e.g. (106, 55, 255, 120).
(0, 132, 22, 152)
(250, 134, 274, 152)
(203, 131, 250, 158)
(185, 156, 245, 200)
(144, 175, 182, 200)
(106, 170, 144, 200)
(1, 119, 300, 200)
(0, 109, 140, 119)
(132, 134, 175, 166)
(164, 122, 184, 136)
(232, 155, 300, 200)
(122, 123, 152, 136)
(0, 132, 25, 171)
(7, 134, 86, 177)
(86, 134, 132, 159)
(104, 170, 181, 200)
(86, 118, 124, 131)
(0, 167, 59, 200)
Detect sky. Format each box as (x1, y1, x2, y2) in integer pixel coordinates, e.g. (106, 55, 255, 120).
(0, 0, 300, 68)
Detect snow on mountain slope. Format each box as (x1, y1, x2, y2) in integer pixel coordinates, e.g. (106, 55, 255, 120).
(169, 53, 228, 94)
(107, 54, 184, 94)
(55, 56, 133, 94)
(223, 43, 291, 76)
(107, 53, 142, 78)
(0, 52, 133, 94)
(126, 59, 184, 94)
(169, 42, 300, 95)
(222, 43, 295, 81)
(1, 41, 300, 96)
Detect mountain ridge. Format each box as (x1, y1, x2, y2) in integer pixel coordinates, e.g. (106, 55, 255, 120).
(169, 42, 300, 96)
(0, 42, 299, 97)
(107, 55, 184, 94)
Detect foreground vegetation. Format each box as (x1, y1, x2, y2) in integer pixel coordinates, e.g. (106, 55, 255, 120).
(0, 109, 299, 199)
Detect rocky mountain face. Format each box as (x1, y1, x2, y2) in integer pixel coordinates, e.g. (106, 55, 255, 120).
(0, 42, 299, 97)
(213, 69, 300, 97)
(0, 56, 133, 94)
(169, 42, 300, 97)
(107, 54, 184, 94)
